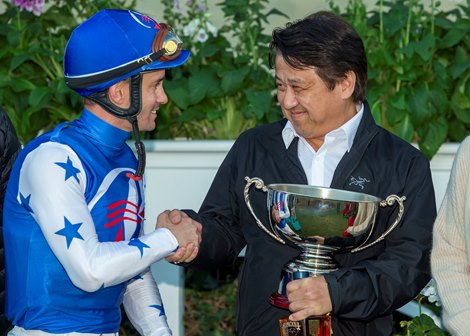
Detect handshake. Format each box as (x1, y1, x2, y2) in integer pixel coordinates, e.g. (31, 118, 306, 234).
(156, 209, 202, 264)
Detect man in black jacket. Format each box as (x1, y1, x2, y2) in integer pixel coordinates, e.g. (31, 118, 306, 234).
(0, 107, 21, 336)
(158, 11, 436, 335)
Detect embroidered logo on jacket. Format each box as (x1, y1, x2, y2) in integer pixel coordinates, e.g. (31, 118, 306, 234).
(348, 176, 370, 190)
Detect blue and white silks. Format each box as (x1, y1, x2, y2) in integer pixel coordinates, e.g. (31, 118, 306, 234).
(3, 109, 177, 335)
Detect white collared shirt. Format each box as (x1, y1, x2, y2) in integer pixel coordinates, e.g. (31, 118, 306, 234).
(282, 104, 364, 187)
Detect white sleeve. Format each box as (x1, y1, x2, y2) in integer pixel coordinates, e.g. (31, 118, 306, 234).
(18, 142, 179, 292)
(123, 269, 172, 336)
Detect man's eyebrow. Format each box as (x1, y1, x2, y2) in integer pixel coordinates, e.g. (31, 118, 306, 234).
(275, 75, 304, 85)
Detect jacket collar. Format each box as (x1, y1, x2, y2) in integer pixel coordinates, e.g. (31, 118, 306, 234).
(78, 108, 131, 149)
(330, 100, 380, 188)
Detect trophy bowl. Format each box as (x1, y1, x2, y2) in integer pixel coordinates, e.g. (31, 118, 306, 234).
(244, 176, 406, 311)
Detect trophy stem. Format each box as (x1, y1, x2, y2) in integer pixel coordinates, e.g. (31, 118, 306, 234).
(270, 243, 339, 310)
(297, 242, 339, 275)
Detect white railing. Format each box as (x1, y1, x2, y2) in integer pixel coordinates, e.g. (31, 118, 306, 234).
(142, 140, 459, 336)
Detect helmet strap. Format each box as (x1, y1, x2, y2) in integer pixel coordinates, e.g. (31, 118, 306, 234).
(88, 73, 146, 179)
(88, 73, 142, 119)
(131, 117, 146, 179)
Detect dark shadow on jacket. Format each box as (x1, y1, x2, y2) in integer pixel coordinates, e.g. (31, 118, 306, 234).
(0, 107, 21, 336)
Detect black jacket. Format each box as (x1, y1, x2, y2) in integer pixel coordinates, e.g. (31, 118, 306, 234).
(185, 102, 436, 336)
(0, 107, 21, 336)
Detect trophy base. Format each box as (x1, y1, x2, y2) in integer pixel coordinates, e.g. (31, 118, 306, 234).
(269, 292, 290, 309)
(279, 315, 331, 336)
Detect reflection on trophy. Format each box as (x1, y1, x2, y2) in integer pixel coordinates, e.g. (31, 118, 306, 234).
(244, 177, 406, 336)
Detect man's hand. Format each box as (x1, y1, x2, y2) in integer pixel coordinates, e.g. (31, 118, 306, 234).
(286, 276, 332, 321)
(156, 209, 202, 263)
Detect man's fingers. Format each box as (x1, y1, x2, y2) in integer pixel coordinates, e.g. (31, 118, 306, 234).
(168, 210, 183, 224)
(156, 210, 170, 227)
(185, 245, 199, 263)
(289, 309, 311, 321)
(168, 209, 190, 224)
(288, 302, 325, 321)
(180, 243, 196, 261)
(166, 246, 186, 263)
(167, 243, 200, 264)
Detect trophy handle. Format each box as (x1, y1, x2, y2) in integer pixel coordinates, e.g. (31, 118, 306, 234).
(244, 176, 286, 244)
(351, 195, 406, 253)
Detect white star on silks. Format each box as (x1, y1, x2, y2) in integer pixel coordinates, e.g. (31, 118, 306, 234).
(149, 304, 165, 317)
(55, 217, 84, 248)
(55, 156, 80, 183)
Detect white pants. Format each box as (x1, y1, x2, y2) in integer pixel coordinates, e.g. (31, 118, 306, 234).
(8, 326, 118, 336)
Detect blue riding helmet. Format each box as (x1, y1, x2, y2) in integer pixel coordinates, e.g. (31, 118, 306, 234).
(64, 9, 190, 97)
(63, 9, 190, 178)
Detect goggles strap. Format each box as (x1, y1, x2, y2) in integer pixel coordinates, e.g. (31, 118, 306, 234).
(65, 49, 166, 89)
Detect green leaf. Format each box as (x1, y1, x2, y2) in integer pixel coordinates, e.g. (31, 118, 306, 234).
(414, 33, 436, 62)
(221, 67, 250, 95)
(448, 118, 469, 142)
(394, 113, 414, 142)
(6, 27, 20, 45)
(370, 100, 383, 125)
(28, 87, 50, 108)
(433, 60, 448, 82)
(199, 42, 222, 58)
(11, 53, 32, 71)
(266, 8, 290, 20)
(244, 90, 272, 119)
(408, 86, 432, 126)
(438, 28, 467, 49)
(451, 91, 470, 123)
(451, 61, 470, 80)
(398, 43, 414, 59)
(390, 91, 406, 110)
(187, 74, 210, 106)
(164, 78, 191, 110)
(178, 106, 205, 123)
(407, 314, 449, 335)
(451, 46, 470, 79)
(206, 108, 226, 121)
(429, 85, 449, 113)
(198, 68, 224, 98)
(418, 116, 448, 159)
(9, 78, 36, 93)
(384, 103, 406, 126)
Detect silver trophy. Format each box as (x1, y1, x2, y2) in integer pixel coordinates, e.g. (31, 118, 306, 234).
(244, 176, 406, 336)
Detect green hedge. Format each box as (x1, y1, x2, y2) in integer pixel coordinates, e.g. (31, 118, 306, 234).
(1, 0, 468, 158)
(0, 0, 137, 143)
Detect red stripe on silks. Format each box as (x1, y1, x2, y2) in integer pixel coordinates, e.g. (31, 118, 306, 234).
(107, 208, 138, 219)
(105, 216, 140, 228)
(108, 200, 138, 210)
(115, 226, 123, 241)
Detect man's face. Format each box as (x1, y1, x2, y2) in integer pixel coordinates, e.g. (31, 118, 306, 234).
(275, 55, 356, 149)
(137, 69, 168, 132)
